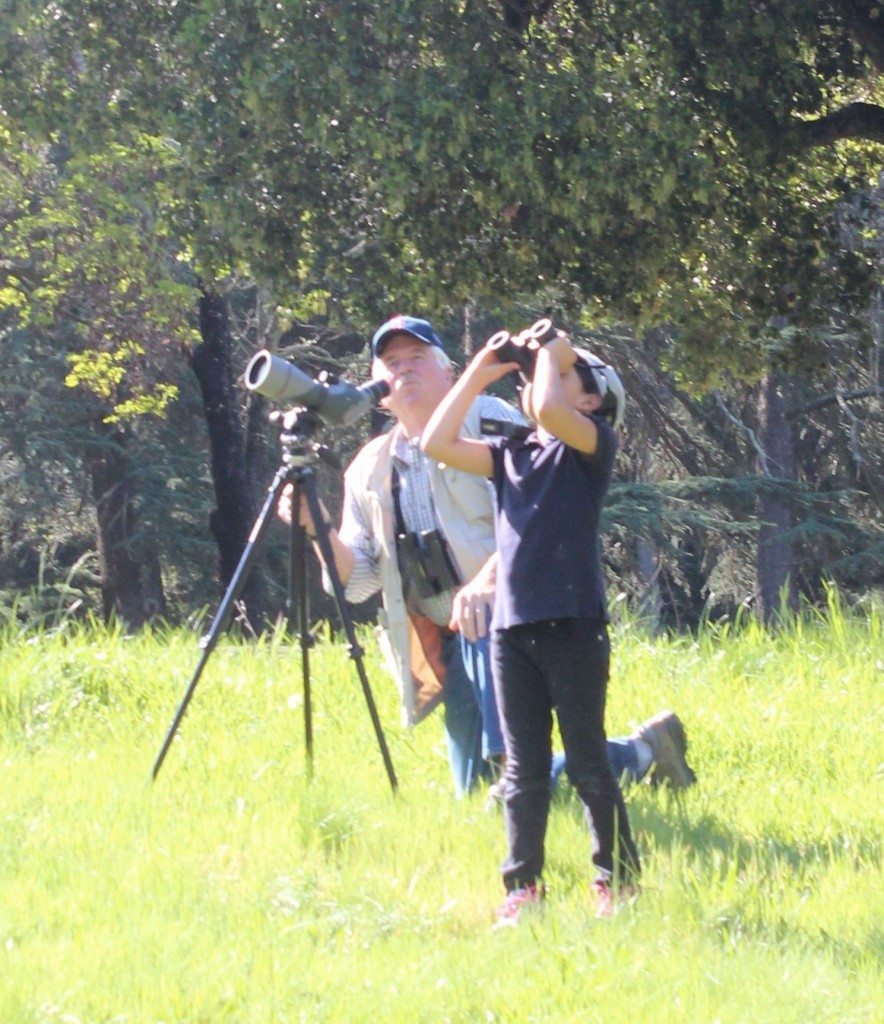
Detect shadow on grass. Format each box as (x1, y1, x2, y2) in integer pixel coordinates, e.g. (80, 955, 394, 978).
(549, 782, 880, 971)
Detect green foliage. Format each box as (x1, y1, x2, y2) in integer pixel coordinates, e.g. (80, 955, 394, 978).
(0, 313, 220, 619)
(65, 344, 181, 422)
(1, 1, 879, 379)
(0, 602, 881, 1021)
(0, 128, 199, 422)
(0, 3, 880, 628)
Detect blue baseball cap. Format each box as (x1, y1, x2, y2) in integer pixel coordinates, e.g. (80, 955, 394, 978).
(371, 315, 445, 358)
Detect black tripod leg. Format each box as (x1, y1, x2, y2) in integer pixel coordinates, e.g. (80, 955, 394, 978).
(289, 479, 314, 777)
(300, 471, 398, 793)
(151, 465, 292, 781)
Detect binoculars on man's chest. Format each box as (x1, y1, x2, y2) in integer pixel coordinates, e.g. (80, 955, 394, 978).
(397, 528, 462, 599)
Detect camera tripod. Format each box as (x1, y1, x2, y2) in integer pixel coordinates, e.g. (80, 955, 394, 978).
(151, 408, 398, 792)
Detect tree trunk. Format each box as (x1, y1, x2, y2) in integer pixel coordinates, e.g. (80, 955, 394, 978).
(190, 289, 265, 629)
(633, 447, 662, 633)
(86, 428, 167, 628)
(756, 369, 798, 624)
(635, 535, 663, 633)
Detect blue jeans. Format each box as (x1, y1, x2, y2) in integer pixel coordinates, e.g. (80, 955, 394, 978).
(550, 738, 642, 788)
(460, 631, 647, 790)
(442, 632, 485, 797)
(459, 632, 505, 760)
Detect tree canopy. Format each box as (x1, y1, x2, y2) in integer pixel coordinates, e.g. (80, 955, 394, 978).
(1, 1, 880, 382)
(0, 2, 880, 625)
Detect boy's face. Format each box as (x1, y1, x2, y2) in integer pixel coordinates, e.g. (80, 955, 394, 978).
(561, 365, 603, 415)
(522, 365, 602, 419)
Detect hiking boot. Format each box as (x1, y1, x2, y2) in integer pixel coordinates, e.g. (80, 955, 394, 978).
(493, 884, 543, 929)
(634, 710, 697, 789)
(590, 879, 639, 919)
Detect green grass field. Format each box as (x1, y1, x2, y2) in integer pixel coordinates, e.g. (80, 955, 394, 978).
(1, 593, 881, 1023)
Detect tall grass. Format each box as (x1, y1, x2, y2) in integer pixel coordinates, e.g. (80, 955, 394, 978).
(0, 596, 881, 1023)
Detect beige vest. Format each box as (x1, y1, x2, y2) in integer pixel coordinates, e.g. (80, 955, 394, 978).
(345, 399, 502, 725)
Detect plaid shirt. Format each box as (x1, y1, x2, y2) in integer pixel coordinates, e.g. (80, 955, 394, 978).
(390, 433, 459, 625)
(336, 395, 526, 625)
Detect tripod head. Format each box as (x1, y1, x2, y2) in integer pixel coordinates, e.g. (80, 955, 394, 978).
(270, 407, 342, 470)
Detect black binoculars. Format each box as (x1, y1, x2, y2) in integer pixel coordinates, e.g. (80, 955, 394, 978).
(486, 318, 558, 378)
(397, 528, 462, 600)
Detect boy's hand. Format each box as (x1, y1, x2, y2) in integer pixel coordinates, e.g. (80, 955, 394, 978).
(461, 341, 519, 391)
(542, 332, 577, 372)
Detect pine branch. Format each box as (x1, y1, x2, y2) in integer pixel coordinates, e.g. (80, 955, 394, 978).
(786, 387, 880, 418)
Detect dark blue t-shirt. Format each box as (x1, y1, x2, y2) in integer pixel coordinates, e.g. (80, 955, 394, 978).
(488, 417, 617, 630)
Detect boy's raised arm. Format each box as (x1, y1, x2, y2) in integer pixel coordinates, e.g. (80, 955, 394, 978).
(421, 345, 518, 477)
(532, 335, 600, 454)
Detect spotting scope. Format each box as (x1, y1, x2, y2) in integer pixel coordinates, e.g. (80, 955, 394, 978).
(245, 350, 389, 427)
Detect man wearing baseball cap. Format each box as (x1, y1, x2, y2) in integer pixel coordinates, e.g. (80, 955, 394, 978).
(280, 314, 697, 796)
(370, 315, 446, 358)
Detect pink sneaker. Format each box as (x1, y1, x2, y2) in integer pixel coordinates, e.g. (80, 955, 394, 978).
(591, 879, 638, 918)
(493, 884, 543, 928)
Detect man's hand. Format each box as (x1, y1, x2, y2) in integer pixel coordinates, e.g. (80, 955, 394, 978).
(450, 554, 498, 641)
(277, 484, 295, 526)
(277, 485, 323, 536)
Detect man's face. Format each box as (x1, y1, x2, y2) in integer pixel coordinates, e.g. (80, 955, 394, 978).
(374, 334, 452, 427)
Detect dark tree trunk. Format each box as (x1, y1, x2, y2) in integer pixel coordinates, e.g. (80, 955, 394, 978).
(756, 370, 798, 624)
(86, 428, 167, 628)
(659, 532, 710, 630)
(635, 535, 663, 632)
(633, 447, 662, 632)
(190, 289, 265, 628)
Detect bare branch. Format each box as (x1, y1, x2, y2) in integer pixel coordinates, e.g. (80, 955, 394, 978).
(714, 391, 770, 475)
(791, 102, 884, 148)
(786, 387, 880, 418)
(835, 391, 865, 478)
(0, 258, 42, 293)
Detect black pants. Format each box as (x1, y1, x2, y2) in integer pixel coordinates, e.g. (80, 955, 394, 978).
(491, 618, 640, 890)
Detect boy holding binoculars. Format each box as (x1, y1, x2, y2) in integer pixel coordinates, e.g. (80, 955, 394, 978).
(422, 326, 640, 924)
